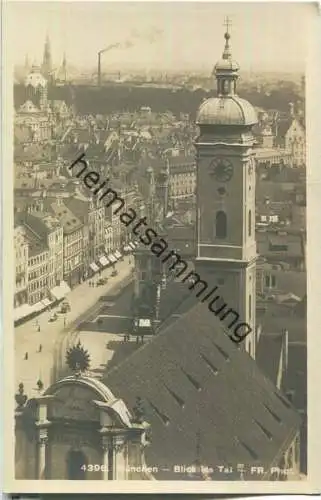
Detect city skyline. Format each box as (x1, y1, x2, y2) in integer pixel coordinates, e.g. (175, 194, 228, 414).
(8, 1, 314, 72)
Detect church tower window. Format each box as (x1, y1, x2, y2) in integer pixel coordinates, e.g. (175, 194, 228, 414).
(216, 211, 227, 239)
(248, 209, 252, 237)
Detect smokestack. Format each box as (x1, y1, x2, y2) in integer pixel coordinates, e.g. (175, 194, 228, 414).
(98, 52, 101, 87)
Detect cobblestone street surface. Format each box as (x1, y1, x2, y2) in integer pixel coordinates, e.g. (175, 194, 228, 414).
(15, 256, 133, 397)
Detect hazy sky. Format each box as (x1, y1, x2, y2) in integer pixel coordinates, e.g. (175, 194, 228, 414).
(7, 1, 315, 72)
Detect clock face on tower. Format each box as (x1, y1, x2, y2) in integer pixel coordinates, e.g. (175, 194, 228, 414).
(209, 157, 234, 182)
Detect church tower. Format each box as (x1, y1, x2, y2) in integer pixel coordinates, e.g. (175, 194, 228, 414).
(42, 34, 52, 80)
(194, 20, 258, 358)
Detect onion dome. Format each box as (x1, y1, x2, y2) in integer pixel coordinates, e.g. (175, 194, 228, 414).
(196, 19, 257, 127)
(197, 96, 257, 126)
(24, 64, 47, 88)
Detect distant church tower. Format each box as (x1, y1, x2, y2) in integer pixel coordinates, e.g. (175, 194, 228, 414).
(42, 34, 52, 80)
(24, 64, 48, 111)
(194, 19, 258, 358)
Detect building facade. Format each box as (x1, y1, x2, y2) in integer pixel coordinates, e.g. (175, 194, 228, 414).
(21, 213, 64, 291)
(49, 201, 84, 287)
(27, 243, 49, 306)
(15, 101, 52, 143)
(285, 118, 306, 167)
(14, 225, 29, 307)
(168, 154, 196, 201)
(15, 374, 151, 480)
(24, 65, 48, 111)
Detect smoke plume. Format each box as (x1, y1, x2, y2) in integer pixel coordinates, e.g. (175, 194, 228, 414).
(99, 27, 163, 55)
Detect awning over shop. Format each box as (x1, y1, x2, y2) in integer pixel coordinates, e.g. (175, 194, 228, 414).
(114, 250, 122, 260)
(123, 245, 131, 252)
(41, 298, 52, 308)
(32, 301, 46, 313)
(99, 255, 109, 267)
(14, 304, 33, 322)
(89, 262, 100, 273)
(50, 281, 71, 301)
(108, 254, 117, 264)
(129, 242, 136, 250)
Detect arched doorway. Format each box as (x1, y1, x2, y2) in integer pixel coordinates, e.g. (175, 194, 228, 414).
(66, 449, 87, 480)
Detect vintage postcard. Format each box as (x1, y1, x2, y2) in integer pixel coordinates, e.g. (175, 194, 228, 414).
(2, 0, 321, 494)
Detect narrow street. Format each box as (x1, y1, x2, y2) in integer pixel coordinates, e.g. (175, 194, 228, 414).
(15, 256, 133, 398)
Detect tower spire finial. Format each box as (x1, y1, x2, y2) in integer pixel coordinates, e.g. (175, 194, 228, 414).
(223, 16, 232, 34)
(222, 16, 232, 60)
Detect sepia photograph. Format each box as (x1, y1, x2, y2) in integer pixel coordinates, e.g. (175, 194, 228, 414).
(2, 0, 320, 494)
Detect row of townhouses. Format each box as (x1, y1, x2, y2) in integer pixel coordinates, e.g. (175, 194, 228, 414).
(14, 188, 143, 323)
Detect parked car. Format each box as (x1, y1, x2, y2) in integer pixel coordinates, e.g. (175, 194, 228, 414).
(111, 269, 118, 277)
(97, 278, 106, 286)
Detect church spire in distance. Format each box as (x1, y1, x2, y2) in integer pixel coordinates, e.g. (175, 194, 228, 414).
(214, 17, 240, 97)
(42, 32, 52, 78)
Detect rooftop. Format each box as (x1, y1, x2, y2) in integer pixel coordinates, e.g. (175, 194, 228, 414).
(47, 201, 83, 234)
(104, 300, 300, 477)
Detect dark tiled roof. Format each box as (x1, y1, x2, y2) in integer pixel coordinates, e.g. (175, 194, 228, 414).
(158, 280, 197, 323)
(14, 143, 52, 162)
(257, 306, 306, 343)
(15, 177, 37, 190)
(65, 197, 90, 223)
(17, 212, 50, 240)
(14, 125, 33, 144)
(104, 301, 300, 477)
(284, 343, 307, 412)
(276, 118, 292, 138)
(23, 227, 49, 257)
(256, 230, 304, 260)
(48, 201, 83, 234)
(256, 333, 283, 386)
(160, 222, 195, 256)
(298, 117, 305, 130)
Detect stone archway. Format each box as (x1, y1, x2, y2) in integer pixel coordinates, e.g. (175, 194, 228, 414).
(66, 448, 88, 480)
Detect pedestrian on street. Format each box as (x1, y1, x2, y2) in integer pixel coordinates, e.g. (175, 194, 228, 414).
(136, 336, 139, 344)
(38, 344, 42, 353)
(64, 317, 66, 327)
(37, 379, 44, 391)
(37, 325, 41, 332)
(24, 352, 28, 360)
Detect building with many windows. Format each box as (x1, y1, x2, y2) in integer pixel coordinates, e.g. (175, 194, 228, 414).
(47, 200, 84, 287)
(14, 225, 29, 307)
(17, 212, 64, 291)
(65, 196, 105, 269)
(26, 236, 49, 306)
(168, 154, 196, 201)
